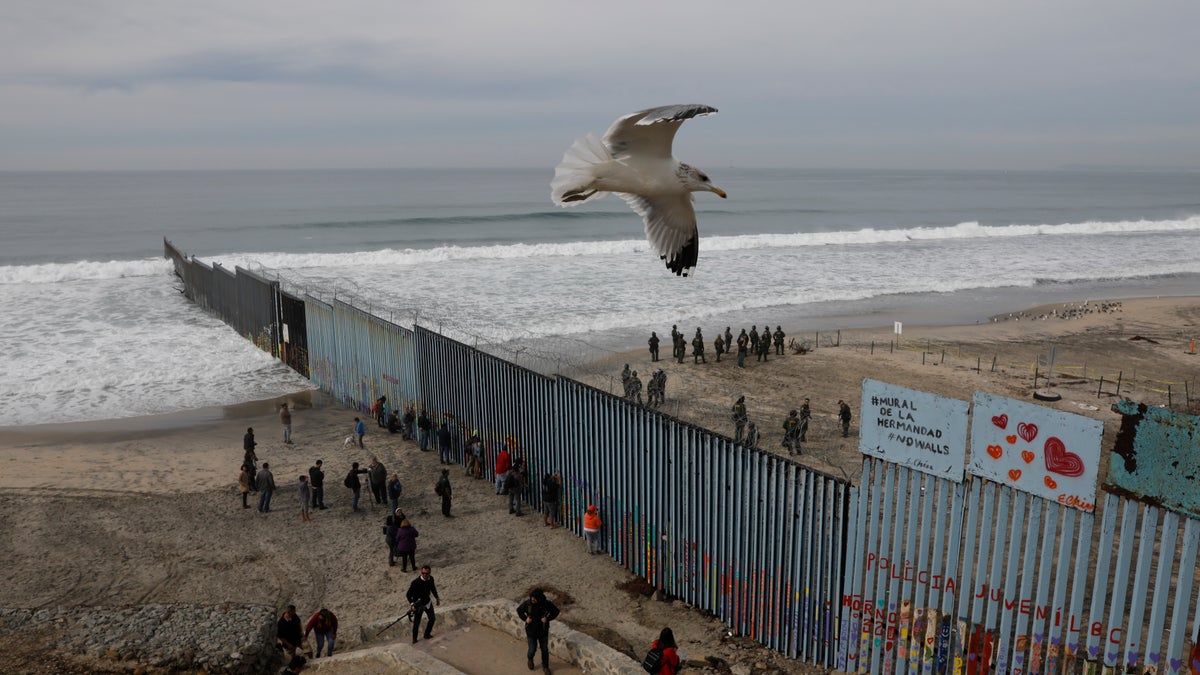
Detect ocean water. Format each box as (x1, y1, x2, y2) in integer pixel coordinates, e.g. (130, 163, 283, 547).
(2, 168, 1198, 426)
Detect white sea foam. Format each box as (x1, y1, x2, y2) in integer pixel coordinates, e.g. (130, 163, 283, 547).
(0, 258, 171, 285)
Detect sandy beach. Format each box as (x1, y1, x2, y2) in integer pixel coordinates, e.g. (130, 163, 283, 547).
(1, 295, 1198, 673)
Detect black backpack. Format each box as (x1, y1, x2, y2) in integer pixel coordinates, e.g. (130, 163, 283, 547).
(641, 645, 664, 673)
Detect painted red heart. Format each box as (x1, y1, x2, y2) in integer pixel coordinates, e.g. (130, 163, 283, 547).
(992, 414, 1008, 429)
(986, 445, 1003, 459)
(1044, 476, 1058, 490)
(1008, 469, 1023, 481)
(1021, 450, 1035, 464)
(1018, 422, 1038, 443)
(1043, 436, 1085, 477)
(1006, 435, 1018, 445)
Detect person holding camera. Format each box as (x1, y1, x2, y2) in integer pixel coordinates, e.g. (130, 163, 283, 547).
(405, 565, 440, 644)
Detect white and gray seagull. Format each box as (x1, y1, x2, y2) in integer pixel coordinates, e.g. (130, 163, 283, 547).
(551, 104, 726, 277)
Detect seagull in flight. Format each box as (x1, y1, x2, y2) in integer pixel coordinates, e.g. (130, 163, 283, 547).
(551, 104, 726, 277)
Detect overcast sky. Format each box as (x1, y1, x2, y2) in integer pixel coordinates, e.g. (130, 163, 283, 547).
(4, 0, 1199, 171)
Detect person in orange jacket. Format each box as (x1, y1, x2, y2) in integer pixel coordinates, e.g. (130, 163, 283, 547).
(583, 504, 602, 554)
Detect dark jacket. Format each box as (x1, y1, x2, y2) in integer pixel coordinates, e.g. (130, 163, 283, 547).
(308, 465, 324, 488)
(516, 592, 560, 638)
(243, 431, 256, 452)
(276, 612, 302, 647)
(345, 468, 367, 490)
(541, 475, 560, 503)
(406, 574, 439, 606)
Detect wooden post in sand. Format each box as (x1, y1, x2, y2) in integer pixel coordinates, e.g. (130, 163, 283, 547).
(940, 349, 945, 364)
(1033, 364, 1040, 389)
(891, 341, 894, 354)
(991, 355, 997, 372)
(977, 356, 981, 372)
(1097, 376, 1105, 398)
(1167, 385, 1172, 409)
(1116, 371, 1123, 397)
(836, 330, 841, 346)
(870, 341, 874, 355)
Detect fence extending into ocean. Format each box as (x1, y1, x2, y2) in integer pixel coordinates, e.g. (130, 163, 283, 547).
(164, 239, 1200, 674)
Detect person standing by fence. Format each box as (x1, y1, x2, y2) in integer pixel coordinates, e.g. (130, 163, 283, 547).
(731, 396, 748, 442)
(417, 410, 433, 451)
(541, 472, 561, 528)
(437, 422, 453, 464)
(495, 445, 512, 495)
(583, 504, 602, 554)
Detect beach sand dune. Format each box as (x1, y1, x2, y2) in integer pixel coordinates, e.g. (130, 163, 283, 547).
(1, 296, 1197, 673)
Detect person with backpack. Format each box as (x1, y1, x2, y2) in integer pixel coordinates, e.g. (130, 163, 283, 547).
(642, 626, 680, 674)
(387, 473, 402, 515)
(435, 469, 453, 517)
(516, 588, 560, 674)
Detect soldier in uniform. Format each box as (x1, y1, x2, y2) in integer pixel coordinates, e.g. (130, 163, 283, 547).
(674, 334, 687, 363)
(744, 419, 759, 449)
(724, 327, 733, 353)
(627, 371, 643, 405)
(645, 370, 659, 407)
(620, 364, 631, 390)
(736, 330, 749, 369)
(655, 370, 667, 406)
(648, 332, 660, 362)
(773, 326, 786, 355)
(713, 333, 725, 362)
(749, 325, 759, 353)
(731, 396, 748, 442)
(756, 330, 770, 362)
(670, 324, 681, 345)
(798, 398, 811, 442)
(782, 409, 801, 454)
(839, 400, 853, 438)
(691, 328, 706, 364)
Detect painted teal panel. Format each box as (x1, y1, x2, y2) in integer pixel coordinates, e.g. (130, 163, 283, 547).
(1108, 400, 1200, 518)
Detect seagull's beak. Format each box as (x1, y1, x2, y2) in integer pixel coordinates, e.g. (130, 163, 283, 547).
(710, 186, 727, 199)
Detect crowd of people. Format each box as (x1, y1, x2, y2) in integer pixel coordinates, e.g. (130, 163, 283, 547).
(239, 396, 689, 673)
(733, 395, 854, 451)
(651, 323, 789, 369)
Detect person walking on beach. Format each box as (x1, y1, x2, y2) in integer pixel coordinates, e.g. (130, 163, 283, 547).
(344, 462, 369, 512)
(308, 460, 326, 510)
(368, 457, 387, 506)
(304, 608, 338, 658)
(648, 331, 660, 361)
(298, 475, 313, 523)
(394, 518, 419, 571)
(583, 504, 602, 554)
(354, 417, 366, 449)
(238, 465, 251, 509)
(645, 627, 681, 674)
(731, 396, 748, 443)
(256, 462, 276, 513)
(387, 473, 402, 515)
(406, 565, 440, 643)
(839, 400, 853, 438)
(280, 403, 293, 445)
(541, 472, 561, 528)
(244, 426, 257, 455)
(436, 469, 453, 517)
(276, 605, 303, 659)
(517, 588, 561, 675)
(773, 326, 786, 356)
(417, 409, 433, 452)
(798, 399, 811, 442)
(437, 422, 453, 464)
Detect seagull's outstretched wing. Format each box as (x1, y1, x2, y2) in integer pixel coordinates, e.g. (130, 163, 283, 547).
(619, 193, 699, 277)
(603, 104, 718, 160)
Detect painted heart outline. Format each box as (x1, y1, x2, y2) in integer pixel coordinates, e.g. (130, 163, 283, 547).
(991, 414, 1008, 429)
(1017, 422, 1038, 443)
(1043, 436, 1085, 477)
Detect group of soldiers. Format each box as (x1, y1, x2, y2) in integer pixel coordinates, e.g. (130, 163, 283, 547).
(732, 396, 851, 452)
(649, 324, 786, 367)
(620, 364, 667, 407)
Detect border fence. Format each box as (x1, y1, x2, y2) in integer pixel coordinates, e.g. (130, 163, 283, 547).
(164, 239, 1200, 673)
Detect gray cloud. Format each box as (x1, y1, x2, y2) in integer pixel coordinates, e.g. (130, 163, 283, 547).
(2, 0, 1199, 170)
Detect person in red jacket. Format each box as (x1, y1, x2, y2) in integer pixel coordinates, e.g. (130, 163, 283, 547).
(494, 447, 512, 495)
(303, 608, 338, 658)
(650, 627, 680, 674)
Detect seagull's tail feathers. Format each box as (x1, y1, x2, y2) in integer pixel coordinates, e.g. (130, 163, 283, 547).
(551, 133, 612, 207)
